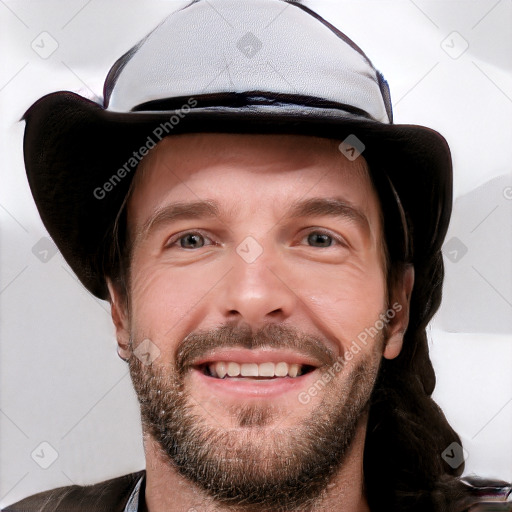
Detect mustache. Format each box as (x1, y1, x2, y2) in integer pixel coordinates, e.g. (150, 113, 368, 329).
(174, 322, 338, 376)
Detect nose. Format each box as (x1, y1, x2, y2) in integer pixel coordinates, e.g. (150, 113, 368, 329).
(218, 241, 297, 328)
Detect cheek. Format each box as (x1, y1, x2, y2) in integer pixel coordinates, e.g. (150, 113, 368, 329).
(127, 258, 219, 345)
(293, 260, 387, 349)
(129, 273, 179, 342)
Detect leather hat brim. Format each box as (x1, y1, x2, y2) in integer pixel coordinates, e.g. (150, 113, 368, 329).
(23, 91, 452, 300)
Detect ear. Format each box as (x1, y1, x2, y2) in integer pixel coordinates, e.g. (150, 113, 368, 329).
(106, 278, 131, 360)
(383, 265, 414, 360)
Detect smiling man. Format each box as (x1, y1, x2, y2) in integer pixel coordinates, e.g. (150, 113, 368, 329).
(7, 0, 512, 511)
(108, 132, 410, 511)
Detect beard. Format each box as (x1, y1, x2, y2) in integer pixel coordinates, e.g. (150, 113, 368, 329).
(128, 321, 383, 512)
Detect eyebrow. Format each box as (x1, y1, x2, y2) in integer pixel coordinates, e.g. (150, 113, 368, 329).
(284, 197, 370, 231)
(133, 200, 221, 247)
(134, 196, 369, 246)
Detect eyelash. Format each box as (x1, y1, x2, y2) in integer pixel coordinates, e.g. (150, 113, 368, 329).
(165, 230, 214, 249)
(166, 228, 347, 250)
(300, 229, 346, 248)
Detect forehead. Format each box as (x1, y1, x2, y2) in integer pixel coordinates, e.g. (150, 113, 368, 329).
(126, 133, 381, 229)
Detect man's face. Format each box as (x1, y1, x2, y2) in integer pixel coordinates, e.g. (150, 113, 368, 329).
(110, 133, 409, 509)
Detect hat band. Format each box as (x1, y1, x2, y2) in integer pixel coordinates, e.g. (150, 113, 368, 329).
(131, 91, 374, 120)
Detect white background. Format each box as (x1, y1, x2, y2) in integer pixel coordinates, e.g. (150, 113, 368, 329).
(1, 0, 511, 507)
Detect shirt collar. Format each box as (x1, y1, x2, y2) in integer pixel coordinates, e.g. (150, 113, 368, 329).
(124, 474, 145, 512)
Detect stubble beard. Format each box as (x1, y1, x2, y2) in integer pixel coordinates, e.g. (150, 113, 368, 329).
(128, 322, 383, 512)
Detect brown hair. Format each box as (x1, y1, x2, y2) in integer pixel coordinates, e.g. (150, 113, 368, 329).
(362, 162, 473, 511)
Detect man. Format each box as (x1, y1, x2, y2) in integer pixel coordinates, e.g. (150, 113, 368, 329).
(5, 0, 511, 511)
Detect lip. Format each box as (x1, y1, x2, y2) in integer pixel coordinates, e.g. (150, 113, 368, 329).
(190, 364, 323, 399)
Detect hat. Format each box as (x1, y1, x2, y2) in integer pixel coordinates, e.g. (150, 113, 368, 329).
(23, 0, 452, 300)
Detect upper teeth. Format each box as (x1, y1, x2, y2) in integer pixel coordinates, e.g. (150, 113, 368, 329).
(207, 362, 303, 379)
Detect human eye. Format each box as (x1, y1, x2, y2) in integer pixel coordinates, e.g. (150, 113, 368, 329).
(166, 231, 214, 250)
(300, 229, 347, 248)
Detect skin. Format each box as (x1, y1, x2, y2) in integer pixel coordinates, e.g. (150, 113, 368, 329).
(108, 133, 414, 512)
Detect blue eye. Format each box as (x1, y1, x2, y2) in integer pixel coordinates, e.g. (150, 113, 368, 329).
(301, 228, 347, 249)
(306, 232, 334, 247)
(179, 233, 205, 249)
(178, 233, 206, 249)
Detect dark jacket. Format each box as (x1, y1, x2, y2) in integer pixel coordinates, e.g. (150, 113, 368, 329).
(2, 471, 144, 512)
(3, 472, 511, 512)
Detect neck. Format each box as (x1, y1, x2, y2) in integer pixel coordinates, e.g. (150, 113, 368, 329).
(141, 419, 370, 512)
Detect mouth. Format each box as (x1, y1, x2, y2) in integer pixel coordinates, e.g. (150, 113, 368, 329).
(198, 361, 317, 380)
(188, 348, 325, 398)
(189, 347, 328, 400)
